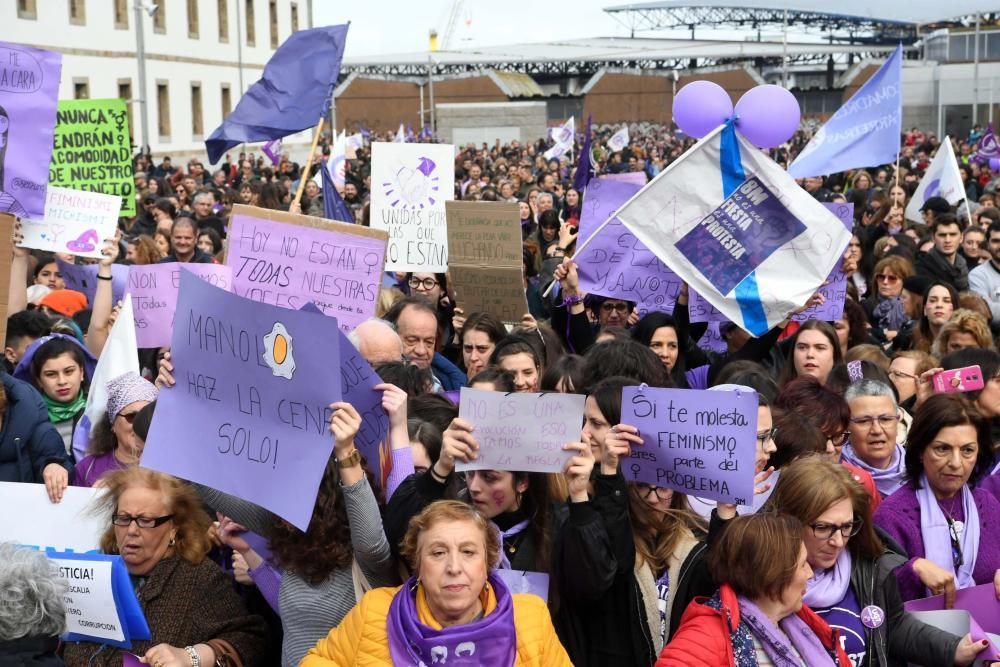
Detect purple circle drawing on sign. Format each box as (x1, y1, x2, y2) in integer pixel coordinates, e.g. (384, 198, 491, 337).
(860, 605, 885, 629)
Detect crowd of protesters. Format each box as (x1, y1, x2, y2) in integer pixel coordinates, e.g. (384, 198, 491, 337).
(4, 119, 1000, 667)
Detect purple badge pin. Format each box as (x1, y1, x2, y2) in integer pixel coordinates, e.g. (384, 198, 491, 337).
(860, 604, 885, 629)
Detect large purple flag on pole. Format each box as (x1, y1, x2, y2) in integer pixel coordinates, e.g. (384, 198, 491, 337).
(573, 114, 594, 194)
(204, 24, 349, 164)
(0, 41, 62, 218)
(321, 158, 354, 223)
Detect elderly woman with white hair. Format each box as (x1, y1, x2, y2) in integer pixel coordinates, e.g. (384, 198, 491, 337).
(841, 379, 907, 499)
(0, 542, 67, 666)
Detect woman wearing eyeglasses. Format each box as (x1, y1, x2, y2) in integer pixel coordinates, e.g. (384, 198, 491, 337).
(62, 467, 267, 667)
(842, 380, 907, 499)
(405, 271, 455, 348)
(888, 351, 936, 411)
(862, 256, 914, 345)
(72, 372, 158, 488)
(765, 456, 987, 667)
(874, 394, 1000, 605)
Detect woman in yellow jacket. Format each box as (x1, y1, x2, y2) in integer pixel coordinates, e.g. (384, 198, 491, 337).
(301, 499, 573, 667)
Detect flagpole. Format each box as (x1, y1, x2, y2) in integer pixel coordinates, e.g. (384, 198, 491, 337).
(293, 118, 325, 208)
(541, 122, 729, 299)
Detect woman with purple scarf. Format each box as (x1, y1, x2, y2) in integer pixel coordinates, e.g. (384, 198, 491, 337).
(875, 394, 1000, 605)
(301, 500, 572, 666)
(766, 456, 987, 666)
(658, 513, 852, 667)
(841, 380, 908, 498)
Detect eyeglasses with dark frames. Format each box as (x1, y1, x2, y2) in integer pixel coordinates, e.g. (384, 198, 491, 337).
(112, 513, 175, 529)
(809, 518, 863, 541)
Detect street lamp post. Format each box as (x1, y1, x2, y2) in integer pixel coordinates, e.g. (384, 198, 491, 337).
(133, 2, 157, 152)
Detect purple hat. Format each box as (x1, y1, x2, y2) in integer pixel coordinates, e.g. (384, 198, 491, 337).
(106, 372, 158, 423)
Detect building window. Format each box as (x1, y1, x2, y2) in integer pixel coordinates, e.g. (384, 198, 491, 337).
(221, 84, 232, 117)
(154, 0, 166, 33)
(218, 0, 229, 42)
(118, 80, 135, 145)
(269, 0, 278, 48)
(114, 0, 128, 28)
(68, 0, 86, 25)
(191, 84, 204, 137)
(18, 0, 38, 20)
(245, 0, 255, 46)
(73, 79, 89, 99)
(157, 82, 170, 138)
(290, 2, 298, 32)
(187, 0, 199, 38)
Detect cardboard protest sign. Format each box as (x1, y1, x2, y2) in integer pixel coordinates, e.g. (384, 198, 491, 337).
(576, 178, 682, 312)
(57, 258, 128, 306)
(49, 99, 135, 216)
(0, 482, 103, 553)
(299, 301, 392, 488)
(906, 610, 1000, 661)
(445, 201, 528, 323)
(19, 186, 120, 259)
(790, 203, 854, 323)
(370, 142, 455, 272)
(50, 552, 150, 648)
(905, 583, 1000, 635)
(619, 385, 757, 504)
(0, 41, 62, 218)
(696, 321, 728, 354)
(128, 263, 233, 348)
(456, 388, 585, 474)
(142, 272, 342, 530)
(225, 204, 387, 331)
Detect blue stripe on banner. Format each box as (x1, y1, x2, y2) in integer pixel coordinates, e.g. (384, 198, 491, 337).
(720, 120, 769, 335)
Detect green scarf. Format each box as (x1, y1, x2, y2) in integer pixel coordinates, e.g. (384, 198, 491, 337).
(42, 391, 86, 424)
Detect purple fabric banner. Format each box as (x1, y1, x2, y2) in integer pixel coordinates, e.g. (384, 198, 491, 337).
(299, 301, 391, 488)
(128, 263, 233, 348)
(619, 384, 757, 504)
(56, 258, 128, 307)
(576, 178, 682, 312)
(226, 212, 385, 332)
(0, 41, 62, 218)
(142, 272, 342, 530)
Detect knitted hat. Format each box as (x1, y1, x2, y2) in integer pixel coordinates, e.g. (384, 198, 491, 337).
(106, 372, 158, 423)
(38, 289, 88, 317)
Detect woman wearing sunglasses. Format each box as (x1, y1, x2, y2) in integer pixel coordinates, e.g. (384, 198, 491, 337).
(861, 256, 913, 345)
(73, 372, 157, 487)
(766, 456, 986, 667)
(875, 394, 1000, 606)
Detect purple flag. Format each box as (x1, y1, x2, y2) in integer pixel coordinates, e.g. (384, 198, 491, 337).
(974, 123, 999, 164)
(204, 24, 349, 164)
(321, 157, 355, 224)
(620, 384, 757, 504)
(573, 114, 594, 194)
(142, 272, 342, 530)
(0, 41, 62, 218)
(261, 139, 282, 166)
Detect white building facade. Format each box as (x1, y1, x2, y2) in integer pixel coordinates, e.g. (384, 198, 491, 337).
(5, 0, 314, 163)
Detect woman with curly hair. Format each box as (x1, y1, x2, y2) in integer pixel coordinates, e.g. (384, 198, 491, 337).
(127, 235, 165, 265)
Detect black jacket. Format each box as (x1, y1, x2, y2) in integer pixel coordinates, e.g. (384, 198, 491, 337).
(915, 247, 969, 292)
(0, 373, 71, 484)
(0, 636, 64, 666)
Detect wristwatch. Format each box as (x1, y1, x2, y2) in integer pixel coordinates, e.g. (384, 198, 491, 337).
(336, 448, 361, 468)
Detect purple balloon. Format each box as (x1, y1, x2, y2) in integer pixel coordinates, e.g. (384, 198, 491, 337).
(734, 85, 801, 149)
(990, 157, 1000, 171)
(672, 81, 734, 139)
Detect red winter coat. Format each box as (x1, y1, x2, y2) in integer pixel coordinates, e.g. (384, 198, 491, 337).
(655, 584, 851, 667)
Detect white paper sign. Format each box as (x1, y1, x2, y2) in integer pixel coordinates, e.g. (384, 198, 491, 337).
(50, 556, 125, 644)
(369, 142, 455, 271)
(0, 482, 103, 552)
(18, 186, 120, 259)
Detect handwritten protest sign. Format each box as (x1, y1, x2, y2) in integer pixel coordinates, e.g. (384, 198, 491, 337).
(142, 272, 342, 530)
(57, 258, 127, 306)
(445, 201, 528, 323)
(128, 263, 232, 348)
(456, 388, 585, 474)
(0, 482, 103, 553)
(299, 302, 392, 488)
(576, 178, 682, 312)
(225, 204, 387, 331)
(619, 385, 757, 504)
(370, 142, 455, 272)
(0, 41, 62, 218)
(688, 289, 727, 323)
(19, 186, 120, 259)
(49, 99, 135, 216)
(50, 552, 150, 648)
(696, 321, 728, 354)
(790, 203, 854, 322)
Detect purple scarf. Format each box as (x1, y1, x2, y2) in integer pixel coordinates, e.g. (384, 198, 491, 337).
(804, 549, 852, 609)
(387, 574, 517, 667)
(916, 473, 980, 591)
(840, 442, 906, 497)
(737, 595, 835, 667)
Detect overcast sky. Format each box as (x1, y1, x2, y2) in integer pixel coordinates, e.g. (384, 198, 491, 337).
(313, 1, 774, 57)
